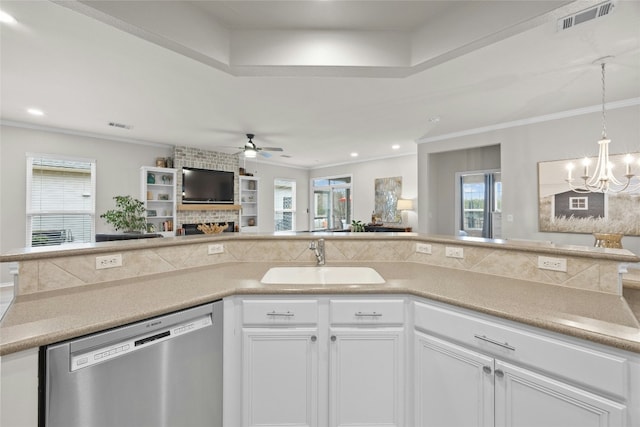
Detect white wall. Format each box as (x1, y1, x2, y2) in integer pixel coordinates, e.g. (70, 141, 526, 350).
(310, 154, 418, 230)
(0, 124, 174, 282)
(418, 104, 640, 255)
(242, 160, 310, 232)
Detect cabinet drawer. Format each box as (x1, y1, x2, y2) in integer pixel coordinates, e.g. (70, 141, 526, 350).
(414, 301, 628, 399)
(243, 299, 318, 325)
(330, 299, 405, 325)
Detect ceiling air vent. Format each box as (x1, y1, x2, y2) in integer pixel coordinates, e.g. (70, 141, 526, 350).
(108, 121, 132, 130)
(557, 0, 615, 31)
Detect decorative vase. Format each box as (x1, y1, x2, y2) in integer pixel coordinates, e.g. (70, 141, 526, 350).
(593, 233, 623, 249)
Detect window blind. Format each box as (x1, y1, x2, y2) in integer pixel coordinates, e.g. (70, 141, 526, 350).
(27, 155, 95, 247)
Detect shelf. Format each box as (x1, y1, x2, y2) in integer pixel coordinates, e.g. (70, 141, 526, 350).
(178, 204, 241, 211)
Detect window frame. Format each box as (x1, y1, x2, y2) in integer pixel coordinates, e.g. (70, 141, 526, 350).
(274, 178, 296, 232)
(569, 196, 588, 210)
(26, 153, 96, 247)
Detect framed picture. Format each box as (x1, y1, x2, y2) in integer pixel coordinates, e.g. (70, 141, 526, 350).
(158, 193, 169, 201)
(537, 153, 640, 235)
(147, 209, 157, 217)
(374, 176, 402, 223)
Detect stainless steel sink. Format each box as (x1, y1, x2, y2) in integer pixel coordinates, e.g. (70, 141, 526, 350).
(260, 266, 385, 285)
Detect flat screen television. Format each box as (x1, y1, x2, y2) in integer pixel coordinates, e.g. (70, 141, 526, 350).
(182, 167, 234, 204)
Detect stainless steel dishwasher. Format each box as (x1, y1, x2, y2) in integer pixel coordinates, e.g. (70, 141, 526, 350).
(43, 301, 222, 427)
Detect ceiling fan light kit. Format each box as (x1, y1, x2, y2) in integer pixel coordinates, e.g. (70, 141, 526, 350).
(240, 133, 283, 159)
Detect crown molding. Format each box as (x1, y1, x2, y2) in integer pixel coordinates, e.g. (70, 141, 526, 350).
(416, 98, 640, 145)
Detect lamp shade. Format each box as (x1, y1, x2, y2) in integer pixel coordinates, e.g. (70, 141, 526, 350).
(397, 199, 413, 211)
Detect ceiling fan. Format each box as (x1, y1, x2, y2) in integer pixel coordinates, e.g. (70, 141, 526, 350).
(239, 133, 284, 158)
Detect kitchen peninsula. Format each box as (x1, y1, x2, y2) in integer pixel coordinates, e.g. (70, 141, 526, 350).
(1, 233, 639, 426)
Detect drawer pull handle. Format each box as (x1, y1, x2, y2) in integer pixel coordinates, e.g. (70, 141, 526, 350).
(331, 335, 337, 342)
(495, 369, 505, 378)
(311, 335, 317, 342)
(482, 366, 492, 374)
(266, 311, 294, 317)
(474, 334, 515, 351)
(355, 311, 382, 317)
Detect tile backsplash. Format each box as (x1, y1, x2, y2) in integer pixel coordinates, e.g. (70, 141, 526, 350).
(16, 237, 625, 296)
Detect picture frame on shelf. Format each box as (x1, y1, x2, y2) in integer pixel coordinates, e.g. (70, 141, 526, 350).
(158, 193, 170, 201)
(147, 209, 157, 217)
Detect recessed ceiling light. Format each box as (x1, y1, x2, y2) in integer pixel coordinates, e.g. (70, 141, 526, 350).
(27, 108, 44, 116)
(392, 144, 400, 150)
(350, 152, 358, 157)
(0, 10, 16, 24)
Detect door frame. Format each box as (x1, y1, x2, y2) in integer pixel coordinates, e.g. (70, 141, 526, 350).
(454, 169, 501, 238)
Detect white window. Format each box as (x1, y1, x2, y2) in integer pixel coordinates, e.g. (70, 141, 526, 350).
(569, 197, 588, 210)
(26, 154, 96, 247)
(274, 179, 296, 231)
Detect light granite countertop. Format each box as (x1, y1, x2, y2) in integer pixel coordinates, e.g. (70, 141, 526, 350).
(1, 261, 639, 356)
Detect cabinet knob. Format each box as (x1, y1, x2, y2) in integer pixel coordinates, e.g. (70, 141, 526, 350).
(482, 366, 492, 374)
(310, 335, 317, 342)
(494, 369, 505, 378)
(330, 335, 337, 342)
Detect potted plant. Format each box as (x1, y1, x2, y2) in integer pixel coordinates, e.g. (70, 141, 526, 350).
(351, 220, 365, 232)
(100, 195, 147, 233)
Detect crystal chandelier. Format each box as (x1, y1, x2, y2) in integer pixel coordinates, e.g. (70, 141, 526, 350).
(565, 59, 639, 194)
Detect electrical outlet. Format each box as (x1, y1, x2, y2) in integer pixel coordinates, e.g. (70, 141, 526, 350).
(445, 246, 464, 259)
(416, 243, 432, 254)
(538, 256, 567, 272)
(95, 254, 122, 270)
(208, 244, 224, 255)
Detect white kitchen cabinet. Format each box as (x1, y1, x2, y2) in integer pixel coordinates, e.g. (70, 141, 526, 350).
(242, 328, 319, 427)
(414, 331, 494, 427)
(328, 298, 405, 427)
(413, 300, 628, 427)
(240, 299, 320, 427)
(239, 176, 258, 232)
(495, 360, 625, 427)
(225, 296, 407, 427)
(329, 328, 404, 427)
(140, 166, 177, 236)
(0, 348, 39, 427)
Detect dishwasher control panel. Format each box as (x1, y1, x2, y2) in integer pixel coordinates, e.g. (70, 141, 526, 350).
(70, 314, 212, 371)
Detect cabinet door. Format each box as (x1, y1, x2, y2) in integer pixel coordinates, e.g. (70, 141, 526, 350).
(414, 331, 494, 427)
(495, 360, 626, 427)
(242, 328, 319, 427)
(329, 328, 404, 427)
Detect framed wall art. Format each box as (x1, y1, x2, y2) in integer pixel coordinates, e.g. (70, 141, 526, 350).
(537, 153, 640, 236)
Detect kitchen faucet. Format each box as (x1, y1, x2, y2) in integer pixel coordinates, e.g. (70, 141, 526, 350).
(309, 239, 325, 265)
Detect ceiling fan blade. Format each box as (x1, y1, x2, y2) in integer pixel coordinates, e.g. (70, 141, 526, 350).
(259, 151, 273, 158)
(260, 147, 284, 152)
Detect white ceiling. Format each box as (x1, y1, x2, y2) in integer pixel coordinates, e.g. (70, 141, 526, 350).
(1, 0, 639, 168)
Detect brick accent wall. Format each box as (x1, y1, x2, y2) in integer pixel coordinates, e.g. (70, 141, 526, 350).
(173, 146, 240, 228)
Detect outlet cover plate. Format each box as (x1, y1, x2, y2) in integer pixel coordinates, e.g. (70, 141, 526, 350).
(208, 244, 224, 255)
(445, 246, 464, 259)
(537, 256, 567, 272)
(416, 243, 432, 254)
(96, 254, 122, 270)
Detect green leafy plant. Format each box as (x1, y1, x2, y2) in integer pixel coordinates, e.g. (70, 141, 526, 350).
(100, 195, 147, 233)
(351, 220, 365, 232)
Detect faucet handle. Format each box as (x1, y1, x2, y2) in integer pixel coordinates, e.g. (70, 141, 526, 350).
(309, 241, 317, 250)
